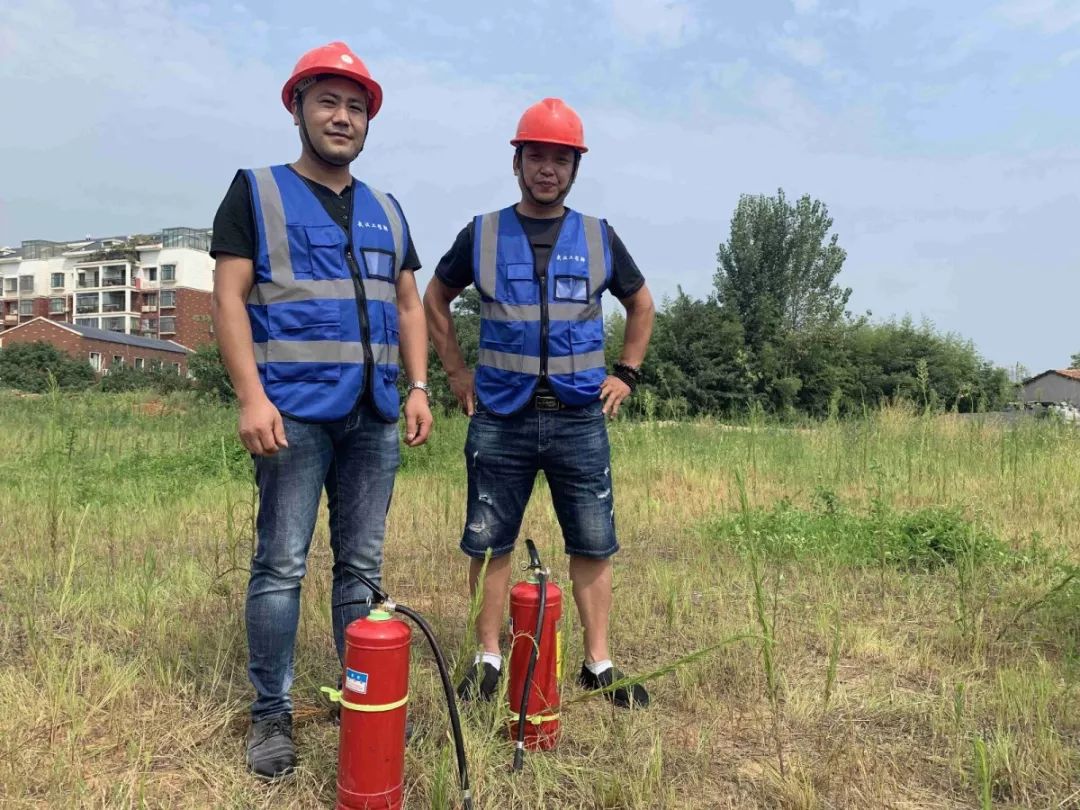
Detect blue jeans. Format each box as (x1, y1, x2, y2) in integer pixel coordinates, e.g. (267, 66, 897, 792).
(460, 400, 618, 560)
(246, 401, 400, 721)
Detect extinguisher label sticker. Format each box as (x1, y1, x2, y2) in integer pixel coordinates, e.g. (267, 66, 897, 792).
(345, 668, 369, 695)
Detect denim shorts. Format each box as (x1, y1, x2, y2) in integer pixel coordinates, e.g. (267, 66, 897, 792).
(460, 400, 619, 560)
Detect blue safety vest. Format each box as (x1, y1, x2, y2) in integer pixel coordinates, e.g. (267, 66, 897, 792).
(245, 165, 407, 422)
(472, 207, 611, 415)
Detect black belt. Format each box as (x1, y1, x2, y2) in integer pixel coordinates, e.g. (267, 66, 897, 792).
(530, 393, 568, 411)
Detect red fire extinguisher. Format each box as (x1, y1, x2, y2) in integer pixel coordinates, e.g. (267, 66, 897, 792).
(326, 576, 474, 810)
(508, 539, 563, 769)
(325, 609, 411, 810)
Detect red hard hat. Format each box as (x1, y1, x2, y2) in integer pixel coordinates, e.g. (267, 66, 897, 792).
(281, 42, 383, 118)
(511, 98, 588, 153)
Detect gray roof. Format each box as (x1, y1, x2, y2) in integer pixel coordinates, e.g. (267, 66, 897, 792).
(63, 322, 190, 354)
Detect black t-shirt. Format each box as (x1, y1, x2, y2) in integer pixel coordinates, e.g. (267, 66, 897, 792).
(434, 209, 644, 299)
(210, 167, 421, 269)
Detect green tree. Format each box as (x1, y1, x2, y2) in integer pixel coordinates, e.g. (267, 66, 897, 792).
(1069, 351, 1080, 370)
(715, 189, 850, 353)
(188, 343, 235, 402)
(0, 341, 95, 393)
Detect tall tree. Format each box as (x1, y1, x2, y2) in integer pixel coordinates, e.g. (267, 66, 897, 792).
(714, 189, 850, 351)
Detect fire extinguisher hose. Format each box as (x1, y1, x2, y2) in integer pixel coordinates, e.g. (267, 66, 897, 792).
(334, 576, 474, 810)
(513, 538, 548, 772)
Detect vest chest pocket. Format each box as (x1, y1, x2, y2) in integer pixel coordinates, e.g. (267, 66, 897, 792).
(362, 248, 396, 282)
(479, 319, 526, 355)
(554, 273, 590, 303)
(297, 225, 348, 280)
(498, 262, 538, 305)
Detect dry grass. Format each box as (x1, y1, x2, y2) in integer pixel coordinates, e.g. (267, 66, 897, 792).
(2, 391, 1080, 808)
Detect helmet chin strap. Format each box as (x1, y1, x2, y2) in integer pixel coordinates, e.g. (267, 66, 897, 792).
(297, 91, 365, 168)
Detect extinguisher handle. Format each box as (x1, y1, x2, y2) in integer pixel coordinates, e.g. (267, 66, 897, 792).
(524, 538, 543, 571)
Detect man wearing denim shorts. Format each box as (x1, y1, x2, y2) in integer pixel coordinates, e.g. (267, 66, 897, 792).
(424, 98, 656, 708)
(212, 43, 432, 778)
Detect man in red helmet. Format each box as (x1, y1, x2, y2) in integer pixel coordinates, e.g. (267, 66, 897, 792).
(425, 98, 656, 709)
(211, 42, 432, 779)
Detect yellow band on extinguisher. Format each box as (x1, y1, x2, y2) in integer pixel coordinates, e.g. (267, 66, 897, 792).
(321, 686, 409, 713)
(507, 709, 561, 725)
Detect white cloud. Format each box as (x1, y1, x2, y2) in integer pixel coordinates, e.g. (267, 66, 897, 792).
(1058, 48, 1080, 66)
(774, 35, 827, 67)
(607, 0, 695, 48)
(996, 0, 1080, 34)
(793, 0, 819, 14)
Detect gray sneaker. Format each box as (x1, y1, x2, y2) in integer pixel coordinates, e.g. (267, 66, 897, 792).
(246, 713, 296, 780)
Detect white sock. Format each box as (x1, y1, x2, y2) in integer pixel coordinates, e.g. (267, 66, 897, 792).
(475, 652, 502, 671)
(586, 659, 613, 676)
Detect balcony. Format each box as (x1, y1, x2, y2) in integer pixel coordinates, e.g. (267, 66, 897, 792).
(136, 278, 159, 291)
(75, 305, 98, 315)
(77, 278, 99, 289)
(101, 277, 127, 288)
(141, 305, 157, 313)
(2, 289, 16, 300)
(4, 313, 17, 323)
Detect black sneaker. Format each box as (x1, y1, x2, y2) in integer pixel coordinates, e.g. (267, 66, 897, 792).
(246, 713, 296, 780)
(456, 661, 501, 702)
(578, 664, 650, 709)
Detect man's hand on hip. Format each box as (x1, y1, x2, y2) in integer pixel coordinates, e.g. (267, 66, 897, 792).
(238, 394, 288, 456)
(599, 375, 632, 419)
(403, 389, 433, 447)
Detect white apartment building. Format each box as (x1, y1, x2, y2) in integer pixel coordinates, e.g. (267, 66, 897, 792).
(0, 227, 215, 349)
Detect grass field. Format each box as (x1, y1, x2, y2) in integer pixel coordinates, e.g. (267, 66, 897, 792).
(3, 389, 1080, 808)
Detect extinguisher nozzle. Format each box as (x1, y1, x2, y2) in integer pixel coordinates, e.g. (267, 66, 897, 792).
(512, 746, 525, 772)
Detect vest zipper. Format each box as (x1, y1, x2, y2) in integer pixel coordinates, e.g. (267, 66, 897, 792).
(530, 211, 570, 385)
(345, 184, 375, 403)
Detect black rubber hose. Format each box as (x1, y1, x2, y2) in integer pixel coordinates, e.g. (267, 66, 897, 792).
(513, 540, 547, 772)
(394, 603, 473, 810)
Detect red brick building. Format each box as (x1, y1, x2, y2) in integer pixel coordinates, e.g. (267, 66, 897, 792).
(0, 317, 191, 374)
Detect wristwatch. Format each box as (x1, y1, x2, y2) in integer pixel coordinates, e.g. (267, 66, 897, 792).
(407, 380, 430, 396)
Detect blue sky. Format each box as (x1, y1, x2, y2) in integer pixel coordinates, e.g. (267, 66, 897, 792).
(2, 0, 1078, 373)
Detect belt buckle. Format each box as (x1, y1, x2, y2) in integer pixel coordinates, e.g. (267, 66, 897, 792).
(533, 394, 561, 412)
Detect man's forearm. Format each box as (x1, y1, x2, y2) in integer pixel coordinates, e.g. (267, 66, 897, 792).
(424, 286, 467, 374)
(211, 295, 265, 405)
(620, 288, 656, 368)
(397, 303, 428, 384)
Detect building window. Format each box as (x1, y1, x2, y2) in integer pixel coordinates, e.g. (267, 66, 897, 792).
(134, 357, 144, 369)
(172, 362, 181, 375)
(161, 264, 176, 282)
(75, 293, 98, 314)
(89, 352, 102, 372)
(101, 317, 125, 332)
(75, 317, 99, 328)
(149, 358, 162, 371)
(159, 316, 176, 334)
(19, 276, 33, 293)
(18, 300, 33, 316)
(3, 279, 17, 294)
(159, 290, 176, 308)
(145, 267, 157, 282)
(78, 270, 99, 288)
(49, 297, 66, 314)
(51, 272, 64, 288)
(113, 355, 124, 368)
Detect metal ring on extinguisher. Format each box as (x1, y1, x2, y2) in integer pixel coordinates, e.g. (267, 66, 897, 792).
(320, 686, 409, 713)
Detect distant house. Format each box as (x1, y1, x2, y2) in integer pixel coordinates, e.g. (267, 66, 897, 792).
(1020, 369, 1080, 407)
(0, 316, 191, 375)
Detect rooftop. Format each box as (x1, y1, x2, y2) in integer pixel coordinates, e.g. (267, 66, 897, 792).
(0, 227, 212, 261)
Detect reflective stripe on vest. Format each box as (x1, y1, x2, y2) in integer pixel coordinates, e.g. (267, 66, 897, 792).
(472, 207, 611, 415)
(245, 165, 406, 422)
